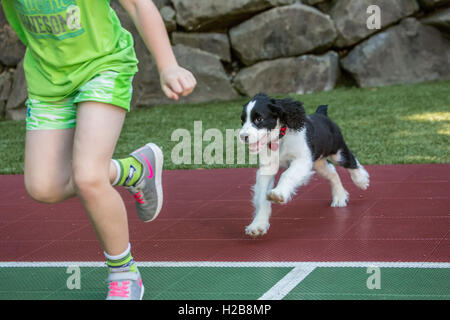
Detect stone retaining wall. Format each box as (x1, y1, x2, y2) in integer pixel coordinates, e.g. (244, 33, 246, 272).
(1, 0, 449, 120)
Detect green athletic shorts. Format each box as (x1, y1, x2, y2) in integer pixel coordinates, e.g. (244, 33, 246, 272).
(26, 71, 134, 131)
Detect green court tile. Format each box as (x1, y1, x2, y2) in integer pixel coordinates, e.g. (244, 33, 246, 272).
(0, 266, 292, 300)
(142, 267, 292, 300)
(284, 267, 450, 300)
(5, 265, 447, 300)
(44, 267, 108, 300)
(0, 267, 107, 300)
(0, 291, 52, 300)
(154, 292, 260, 300)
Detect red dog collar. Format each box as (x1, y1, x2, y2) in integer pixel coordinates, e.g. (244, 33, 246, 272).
(268, 126, 287, 151)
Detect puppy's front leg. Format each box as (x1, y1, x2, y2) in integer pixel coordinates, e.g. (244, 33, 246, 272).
(268, 158, 313, 204)
(245, 169, 275, 237)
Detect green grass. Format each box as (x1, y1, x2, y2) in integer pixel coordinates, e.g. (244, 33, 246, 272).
(0, 80, 449, 174)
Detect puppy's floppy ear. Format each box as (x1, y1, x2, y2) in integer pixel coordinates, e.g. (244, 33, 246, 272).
(269, 98, 306, 131)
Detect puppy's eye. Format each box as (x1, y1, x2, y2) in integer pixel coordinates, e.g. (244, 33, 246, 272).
(255, 116, 263, 123)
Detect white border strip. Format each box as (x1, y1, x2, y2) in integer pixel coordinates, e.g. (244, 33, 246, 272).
(259, 266, 316, 300)
(0, 261, 449, 268)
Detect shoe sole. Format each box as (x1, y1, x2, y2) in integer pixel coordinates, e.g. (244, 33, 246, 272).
(143, 143, 163, 222)
(140, 284, 145, 300)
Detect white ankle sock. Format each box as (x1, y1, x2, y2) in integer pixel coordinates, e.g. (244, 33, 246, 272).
(104, 243, 131, 261)
(111, 159, 121, 186)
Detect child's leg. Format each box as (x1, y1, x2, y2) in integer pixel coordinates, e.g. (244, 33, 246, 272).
(25, 129, 130, 204)
(24, 129, 77, 203)
(72, 101, 129, 256)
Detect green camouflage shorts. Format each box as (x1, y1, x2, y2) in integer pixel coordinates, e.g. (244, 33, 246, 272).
(26, 71, 134, 130)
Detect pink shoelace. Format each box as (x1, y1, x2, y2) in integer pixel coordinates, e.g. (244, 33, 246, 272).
(133, 191, 145, 204)
(108, 281, 130, 298)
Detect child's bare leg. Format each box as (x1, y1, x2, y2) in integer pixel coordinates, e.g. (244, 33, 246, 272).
(25, 130, 119, 203)
(72, 101, 129, 256)
(24, 129, 77, 203)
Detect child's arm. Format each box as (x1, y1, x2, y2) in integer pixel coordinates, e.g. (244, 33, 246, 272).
(119, 0, 196, 100)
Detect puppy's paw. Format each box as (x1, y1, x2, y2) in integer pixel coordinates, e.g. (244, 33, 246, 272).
(267, 189, 286, 204)
(245, 221, 270, 237)
(331, 189, 349, 207)
(350, 167, 370, 190)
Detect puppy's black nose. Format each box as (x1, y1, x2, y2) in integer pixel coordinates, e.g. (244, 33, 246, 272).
(240, 132, 249, 143)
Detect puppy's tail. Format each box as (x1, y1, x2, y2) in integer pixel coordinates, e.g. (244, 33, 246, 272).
(315, 105, 328, 116)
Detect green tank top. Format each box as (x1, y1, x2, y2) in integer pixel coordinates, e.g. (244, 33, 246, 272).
(1, 0, 138, 101)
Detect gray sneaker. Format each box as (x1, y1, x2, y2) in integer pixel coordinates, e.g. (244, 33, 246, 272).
(106, 268, 144, 300)
(126, 143, 163, 222)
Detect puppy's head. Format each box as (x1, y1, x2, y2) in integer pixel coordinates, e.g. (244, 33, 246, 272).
(239, 93, 306, 154)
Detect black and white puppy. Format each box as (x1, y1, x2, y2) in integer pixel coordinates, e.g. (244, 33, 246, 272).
(239, 93, 370, 237)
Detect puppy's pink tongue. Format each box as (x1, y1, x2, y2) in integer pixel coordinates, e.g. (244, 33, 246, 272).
(269, 141, 279, 151)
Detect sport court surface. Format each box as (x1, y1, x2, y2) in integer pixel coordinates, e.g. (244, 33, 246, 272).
(0, 164, 449, 300)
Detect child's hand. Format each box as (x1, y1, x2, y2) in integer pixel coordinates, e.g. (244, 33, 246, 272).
(160, 65, 197, 101)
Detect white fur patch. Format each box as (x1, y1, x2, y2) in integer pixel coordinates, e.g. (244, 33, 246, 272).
(349, 165, 370, 190)
(313, 158, 348, 207)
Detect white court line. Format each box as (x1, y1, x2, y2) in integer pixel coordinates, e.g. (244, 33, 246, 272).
(258, 266, 316, 300)
(1, 261, 449, 268)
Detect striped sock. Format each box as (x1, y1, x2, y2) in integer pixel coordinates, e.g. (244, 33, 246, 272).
(104, 243, 137, 273)
(112, 157, 143, 187)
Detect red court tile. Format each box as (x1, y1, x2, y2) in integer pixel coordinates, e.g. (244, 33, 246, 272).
(57, 224, 98, 241)
(21, 240, 105, 261)
(299, 181, 398, 200)
(215, 184, 254, 201)
(153, 219, 249, 241)
(58, 219, 181, 242)
(0, 177, 29, 205)
(149, 199, 207, 220)
(187, 200, 254, 219)
(163, 168, 257, 187)
(392, 182, 450, 199)
(276, 199, 377, 219)
(0, 164, 449, 263)
(20, 199, 88, 221)
(321, 239, 441, 262)
(261, 217, 358, 241)
(405, 164, 450, 182)
(342, 217, 449, 240)
(133, 240, 232, 261)
(127, 220, 184, 241)
(123, 201, 199, 223)
(0, 220, 87, 241)
(363, 198, 450, 218)
(0, 203, 42, 222)
(116, 186, 135, 202)
(0, 241, 54, 261)
(428, 240, 449, 262)
(211, 239, 332, 262)
(216, 176, 322, 202)
(356, 164, 420, 182)
(162, 184, 228, 201)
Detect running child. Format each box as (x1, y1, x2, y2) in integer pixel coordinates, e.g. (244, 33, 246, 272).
(1, 0, 197, 300)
